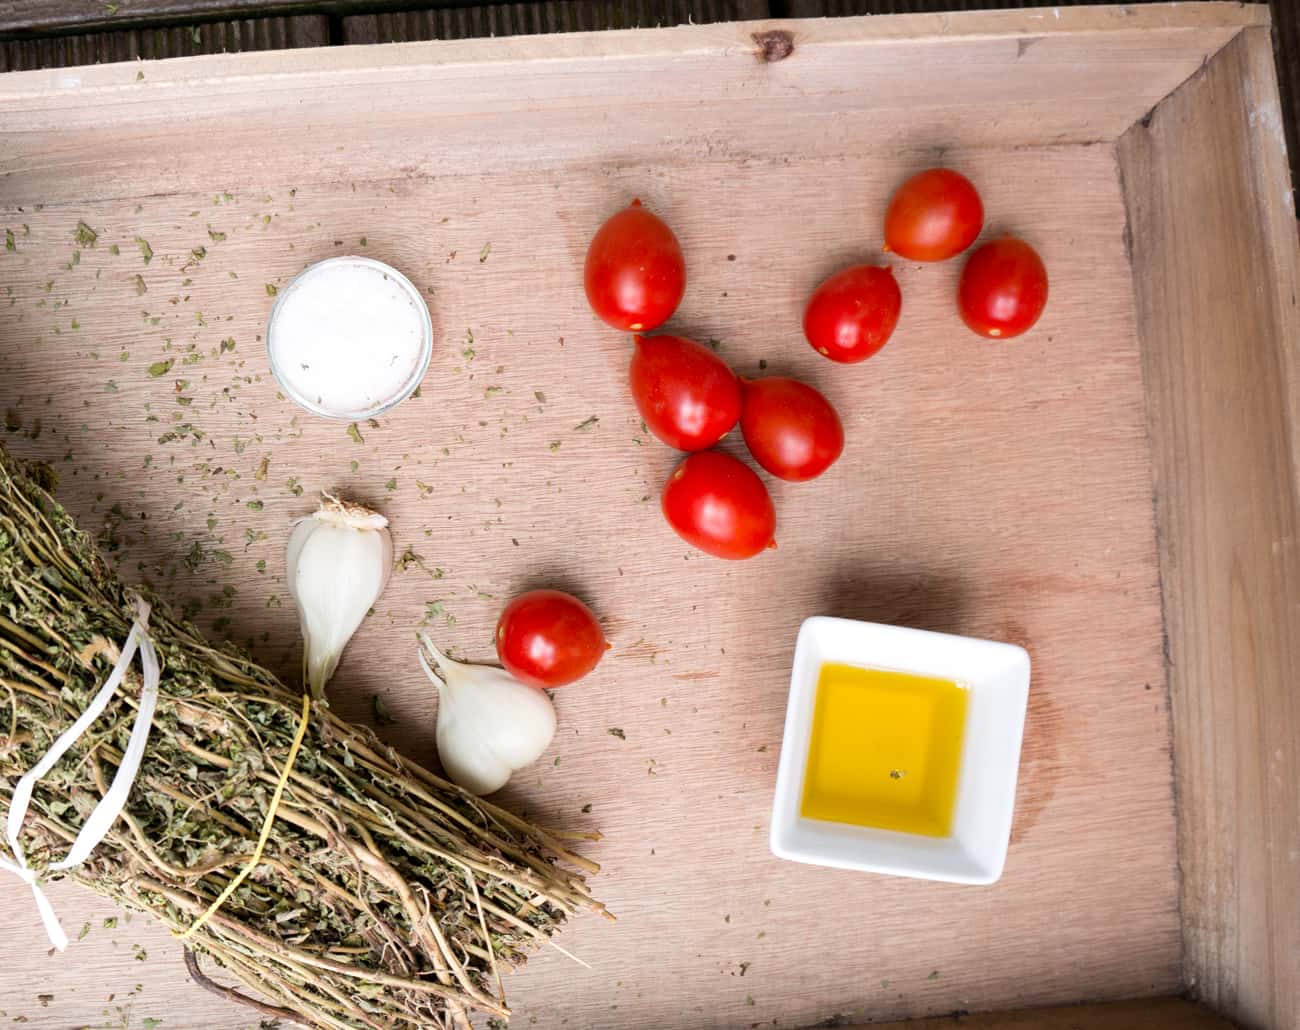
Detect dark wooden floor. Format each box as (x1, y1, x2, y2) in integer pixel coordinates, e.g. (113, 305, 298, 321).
(1, 0, 1296, 189)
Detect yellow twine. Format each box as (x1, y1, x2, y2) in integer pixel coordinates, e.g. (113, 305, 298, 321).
(178, 692, 311, 940)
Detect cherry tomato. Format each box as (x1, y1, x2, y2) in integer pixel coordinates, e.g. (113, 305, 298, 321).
(739, 377, 844, 482)
(496, 589, 607, 688)
(661, 451, 776, 560)
(630, 334, 741, 451)
(884, 168, 984, 262)
(583, 199, 686, 332)
(957, 236, 1049, 339)
(803, 265, 901, 364)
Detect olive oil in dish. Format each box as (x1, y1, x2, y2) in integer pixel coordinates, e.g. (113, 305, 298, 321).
(800, 663, 969, 837)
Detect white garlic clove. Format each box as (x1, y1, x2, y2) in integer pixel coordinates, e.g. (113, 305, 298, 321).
(435, 707, 515, 796)
(419, 637, 557, 796)
(288, 494, 392, 699)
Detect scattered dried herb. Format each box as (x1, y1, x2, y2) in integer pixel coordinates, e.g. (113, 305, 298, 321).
(607, 728, 626, 740)
(147, 359, 173, 378)
(347, 423, 363, 445)
(135, 237, 153, 264)
(74, 221, 99, 247)
(574, 416, 599, 432)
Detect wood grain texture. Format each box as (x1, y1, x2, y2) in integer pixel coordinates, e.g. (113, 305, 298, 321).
(1117, 25, 1300, 1030)
(848, 996, 1237, 1030)
(0, 0, 405, 35)
(0, 0, 299, 35)
(789, 0, 1134, 14)
(0, 6, 1251, 204)
(786, 0, 1296, 202)
(344, 0, 768, 45)
(0, 6, 1276, 1028)
(0, 132, 1179, 1030)
(0, 14, 327, 71)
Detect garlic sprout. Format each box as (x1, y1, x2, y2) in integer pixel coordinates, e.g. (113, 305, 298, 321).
(419, 636, 557, 796)
(287, 494, 392, 699)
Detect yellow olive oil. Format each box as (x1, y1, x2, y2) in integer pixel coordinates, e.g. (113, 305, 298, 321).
(800, 663, 968, 837)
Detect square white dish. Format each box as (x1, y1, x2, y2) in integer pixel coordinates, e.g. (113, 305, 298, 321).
(769, 616, 1031, 885)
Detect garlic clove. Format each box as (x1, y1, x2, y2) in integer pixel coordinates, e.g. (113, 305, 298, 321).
(427, 645, 557, 767)
(288, 495, 392, 699)
(419, 638, 557, 796)
(434, 699, 515, 796)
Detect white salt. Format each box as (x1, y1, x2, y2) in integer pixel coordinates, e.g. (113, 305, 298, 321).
(268, 257, 430, 419)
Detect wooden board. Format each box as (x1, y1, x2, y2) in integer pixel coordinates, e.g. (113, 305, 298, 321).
(343, 0, 769, 45)
(0, 14, 328, 71)
(0, 6, 1253, 204)
(0, 6, 1278, 1029)
(0, 0, 402, 35)
(0, 107, 1178, 1030)
(1118, 25, 1300, 1030)
(855, 996, 1237, 1030)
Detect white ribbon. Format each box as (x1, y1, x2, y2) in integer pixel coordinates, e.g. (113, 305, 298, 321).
(0, 600, 160, 951)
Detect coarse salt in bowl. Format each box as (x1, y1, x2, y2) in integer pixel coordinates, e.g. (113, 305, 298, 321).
(267, 256, 433, 421)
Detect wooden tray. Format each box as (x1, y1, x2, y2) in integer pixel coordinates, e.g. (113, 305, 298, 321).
(0, 5, 1295, 1029)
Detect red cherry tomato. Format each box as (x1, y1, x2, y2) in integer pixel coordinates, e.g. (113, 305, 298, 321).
(739, 378, 844, 482)
(803, 265, 901, 364)
(661, 451, 776, 560)
(630, 334, 741, 451)
(957, 236, 1049, 339)
(884, 168, 984, 262)
(496, 589, 607, 688)
(583, 199, 686, 332)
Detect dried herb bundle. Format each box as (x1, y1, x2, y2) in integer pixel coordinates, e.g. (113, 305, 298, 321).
(0, 442, 604, 1029)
